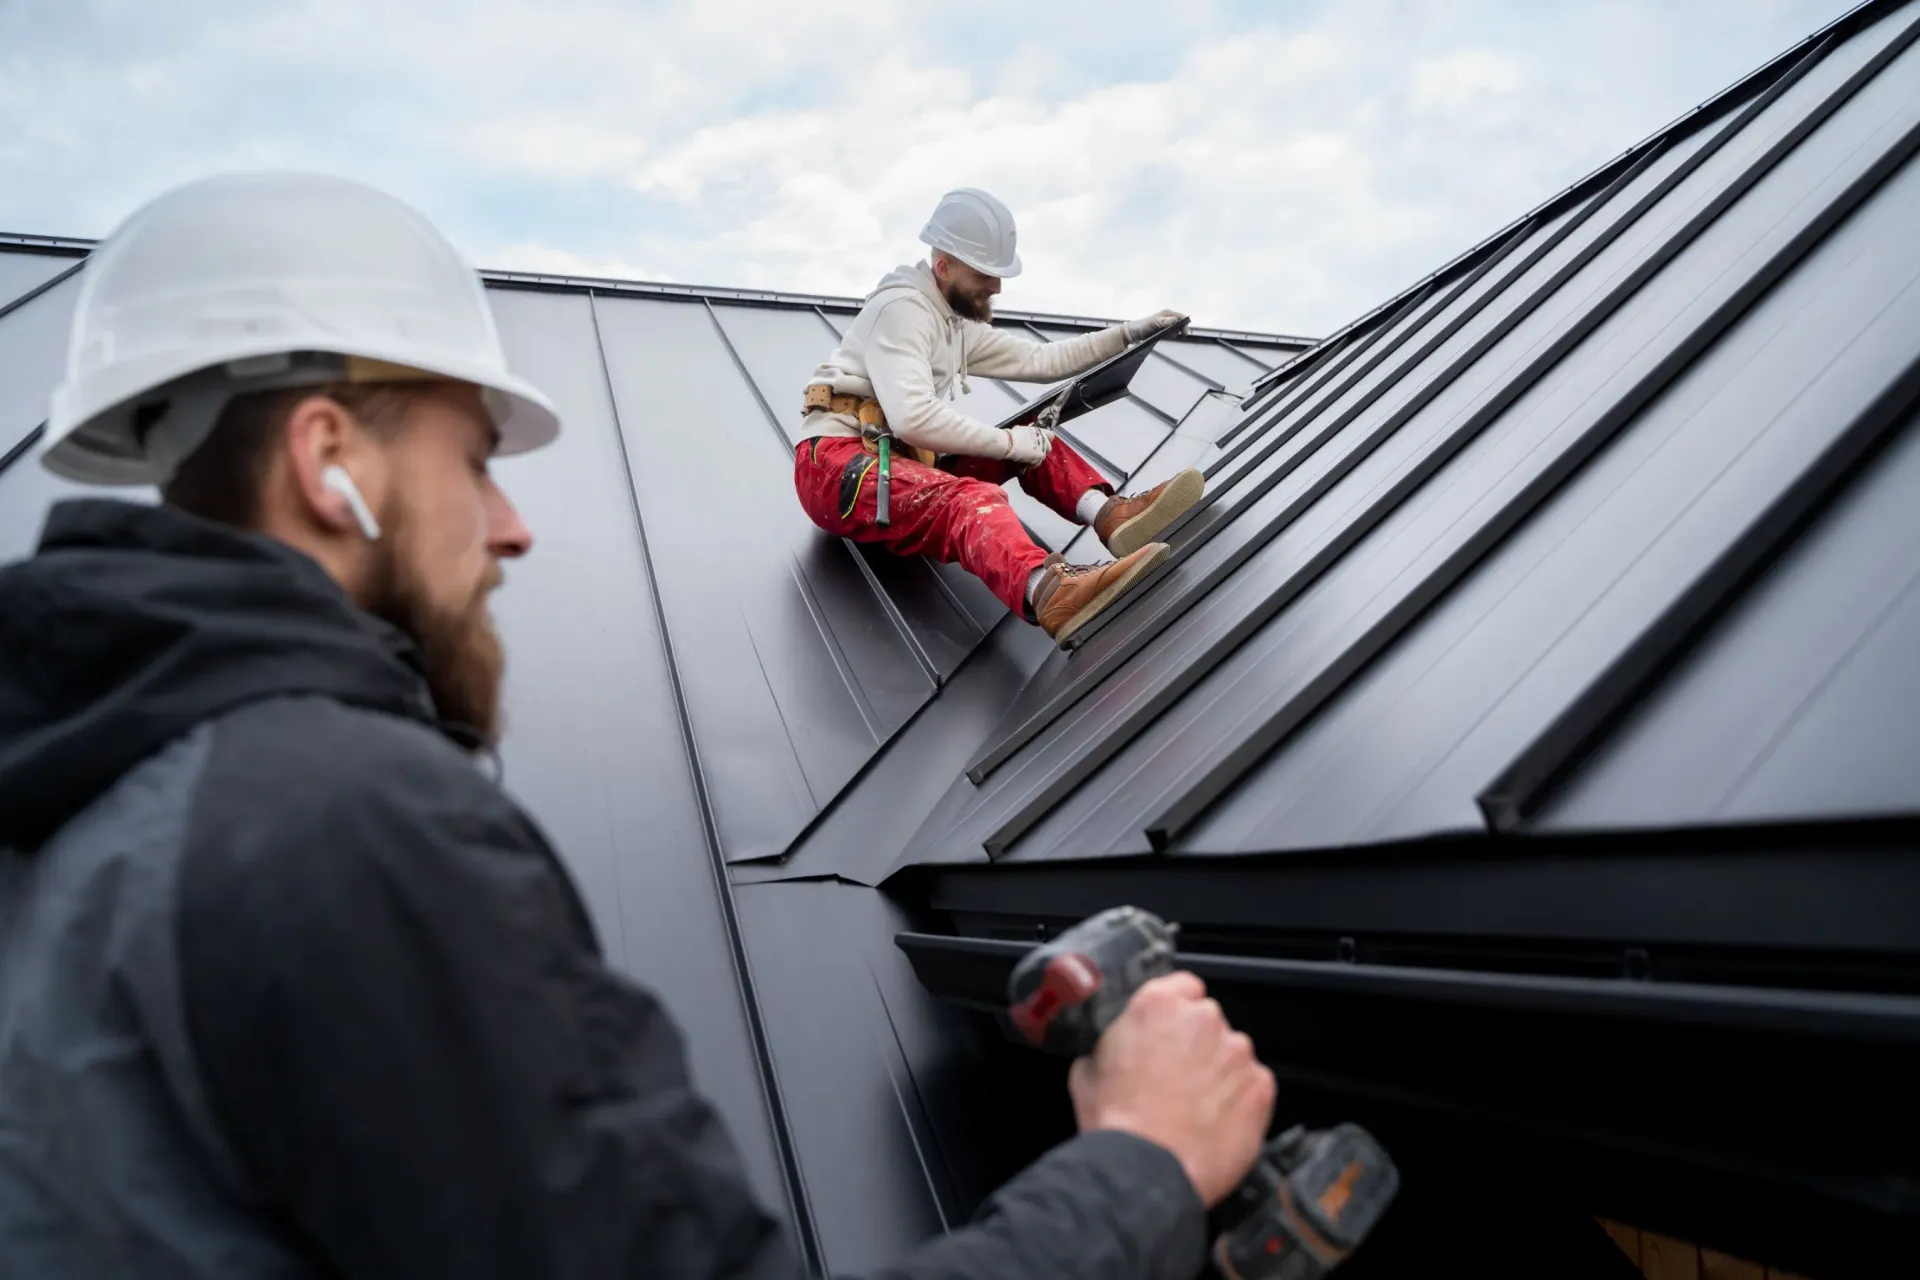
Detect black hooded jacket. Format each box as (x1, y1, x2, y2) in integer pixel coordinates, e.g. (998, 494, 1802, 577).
(0, 499, 1204, 1279)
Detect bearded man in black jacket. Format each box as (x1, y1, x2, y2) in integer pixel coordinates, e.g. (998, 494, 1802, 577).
(0, 172, 1276, 1279)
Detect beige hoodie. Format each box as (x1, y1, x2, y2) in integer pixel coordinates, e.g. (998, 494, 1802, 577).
(803, 261, 1130, 459)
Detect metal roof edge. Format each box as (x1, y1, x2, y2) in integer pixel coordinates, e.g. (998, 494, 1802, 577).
(0, 233, 91, 256)
(0, 232, 1316, 350)
(481, 271, 1317, 347)
(1248, 0, 1907, 391)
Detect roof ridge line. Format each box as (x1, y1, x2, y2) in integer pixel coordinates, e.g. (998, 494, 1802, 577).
(0, 231, 1316, 348)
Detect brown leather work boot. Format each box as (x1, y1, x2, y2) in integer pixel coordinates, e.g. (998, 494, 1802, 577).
(1092, 468, 1205, 558)
(1031, 544, 1172, 647)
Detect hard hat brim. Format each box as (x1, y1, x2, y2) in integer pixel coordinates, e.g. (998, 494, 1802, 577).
(917, 227, 1022, 280)
(41, 337, 562, 487)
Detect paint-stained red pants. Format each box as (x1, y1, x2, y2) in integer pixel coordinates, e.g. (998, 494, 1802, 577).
(795, 435, 1111, 614)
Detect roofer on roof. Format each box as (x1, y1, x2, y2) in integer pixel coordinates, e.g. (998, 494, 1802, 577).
(0, 171, 1276, 1280)
(795, 187, 1207, 646)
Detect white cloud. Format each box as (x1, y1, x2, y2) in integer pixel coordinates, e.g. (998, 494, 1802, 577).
(0, 0, 1863, 334)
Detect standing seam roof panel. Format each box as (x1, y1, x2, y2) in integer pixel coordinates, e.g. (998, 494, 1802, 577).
(1131, 31, 1920, 853)
(0, 253, 74, 317)
(955, 128, 1734, 783)
(591, 295, 931, 863)
(1537, 405, 1920, 832)
(1150, 340, 1268, 394)
(479, 287, 790, 1209)
(1182, 148, 1920, 852)
(732, 615, 1058, 886)
(899, 6, 1920, 866)
(0, 275, 80, 468)
(950, 125, 1716, 796)
(702, 299, 1011, 678)
(707, 302, 848, 451)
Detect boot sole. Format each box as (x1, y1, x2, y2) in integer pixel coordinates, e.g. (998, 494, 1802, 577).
(1050, 542, 1172, 648)
(1104, 468, 1205, 558)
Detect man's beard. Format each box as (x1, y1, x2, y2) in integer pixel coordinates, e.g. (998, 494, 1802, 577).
(362, 497, 506, 746)
(942, 279, 993, 322)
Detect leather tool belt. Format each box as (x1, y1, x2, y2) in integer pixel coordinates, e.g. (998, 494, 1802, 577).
(802, 384, 937, 467)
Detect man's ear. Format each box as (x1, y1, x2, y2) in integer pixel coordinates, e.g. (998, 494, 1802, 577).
(931, 252, 951, 284)
(282, 393, 383, 537)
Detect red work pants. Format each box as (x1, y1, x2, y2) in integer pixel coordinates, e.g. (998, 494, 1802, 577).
(794, 435, 1112, 615)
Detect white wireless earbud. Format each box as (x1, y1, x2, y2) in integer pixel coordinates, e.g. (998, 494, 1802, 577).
(320, 464, 382, 542)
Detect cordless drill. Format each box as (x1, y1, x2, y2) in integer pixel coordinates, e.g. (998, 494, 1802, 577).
(1007, 906, 1399, 1280)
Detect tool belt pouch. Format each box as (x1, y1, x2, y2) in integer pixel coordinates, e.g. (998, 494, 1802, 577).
(803, 385, 938, 468)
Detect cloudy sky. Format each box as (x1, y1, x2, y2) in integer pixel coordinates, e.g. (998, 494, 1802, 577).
(0, 0, 1862, 336)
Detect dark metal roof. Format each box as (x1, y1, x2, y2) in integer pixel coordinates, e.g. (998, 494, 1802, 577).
(895, 0, 1920, 872)
(8, 5, 1920, 1270)
(0, 229, 1308, 1273)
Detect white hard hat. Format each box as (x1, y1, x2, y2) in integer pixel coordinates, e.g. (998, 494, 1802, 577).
(918, 187, 1022, 280)
(41, 171, 561, 486)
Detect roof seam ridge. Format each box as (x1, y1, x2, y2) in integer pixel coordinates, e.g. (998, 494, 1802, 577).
(977, 12, 1871, 853)
(581, 292, 826, 1271)
(1141, 19, 1920, 845)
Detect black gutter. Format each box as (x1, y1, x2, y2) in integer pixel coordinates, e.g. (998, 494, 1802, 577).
(910, 824, 1920, 958)
(894, 932, 1920, 1044)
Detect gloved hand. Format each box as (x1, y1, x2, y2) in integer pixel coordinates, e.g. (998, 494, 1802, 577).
(1002, 425, 1055, 466)
(1124, 309, 1188, 343)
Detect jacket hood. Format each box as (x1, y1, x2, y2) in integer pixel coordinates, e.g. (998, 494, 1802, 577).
(868, 261, 953, 319)
(0, 499, 441, 851)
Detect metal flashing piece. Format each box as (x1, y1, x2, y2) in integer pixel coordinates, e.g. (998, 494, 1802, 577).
(895, 931, 1920, 1045)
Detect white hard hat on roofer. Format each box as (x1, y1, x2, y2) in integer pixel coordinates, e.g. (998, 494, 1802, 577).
(41, 170, 561, 486)
(919, 187, 1022, 280)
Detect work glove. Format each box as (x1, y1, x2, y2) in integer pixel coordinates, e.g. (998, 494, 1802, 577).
(1124, 309, 1188, 343)
(1002, 425, 1055, 466)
